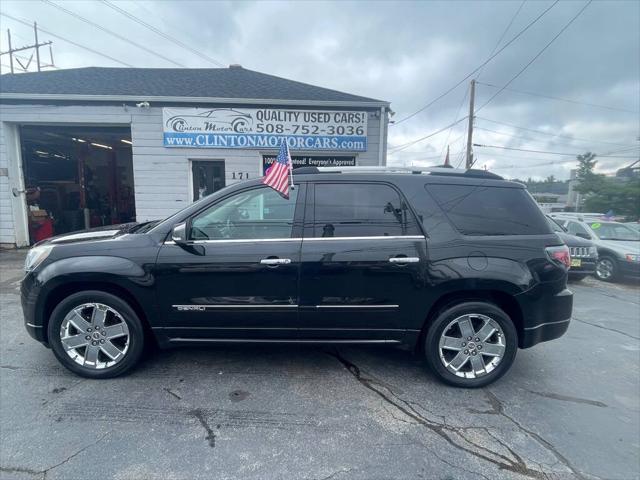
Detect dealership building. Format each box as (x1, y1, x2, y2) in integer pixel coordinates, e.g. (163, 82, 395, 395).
(0, 66, 390, 247)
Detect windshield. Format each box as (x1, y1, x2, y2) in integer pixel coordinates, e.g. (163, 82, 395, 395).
(588, 222, 640, 241)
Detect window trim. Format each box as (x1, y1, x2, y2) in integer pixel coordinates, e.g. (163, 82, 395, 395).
(306, 180, 424, 238)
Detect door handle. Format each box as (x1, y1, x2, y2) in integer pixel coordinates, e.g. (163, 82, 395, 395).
(389, 256, 420, 264)
(260, 258, 292, 265)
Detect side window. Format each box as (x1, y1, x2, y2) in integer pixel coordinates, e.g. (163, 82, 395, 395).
(566, 221, 590, 238)
(426, 184, 551, 236)
(189, 187, 298, 240)
(313, 183, 421, 237)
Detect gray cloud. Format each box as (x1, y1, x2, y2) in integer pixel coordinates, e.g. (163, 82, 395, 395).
(1, 0, 638, 179)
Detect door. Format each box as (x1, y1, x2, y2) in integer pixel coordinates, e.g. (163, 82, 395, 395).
(192, 160, 225, 201)
(154, 184, 305, 341)
(299, 182, 427, 340)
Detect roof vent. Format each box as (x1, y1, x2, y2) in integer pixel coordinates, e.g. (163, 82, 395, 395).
(229, 64, 243, 69)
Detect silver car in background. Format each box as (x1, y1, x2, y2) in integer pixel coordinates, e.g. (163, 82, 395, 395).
(553, 216, 640, 282)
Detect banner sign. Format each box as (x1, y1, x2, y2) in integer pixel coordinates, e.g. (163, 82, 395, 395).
(162, 107, 367, 151)
(262, 155, 356, 174)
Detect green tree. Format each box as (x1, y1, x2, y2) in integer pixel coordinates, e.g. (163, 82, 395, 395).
(575, 152, 605, 194)
(583, 178, 640, 220)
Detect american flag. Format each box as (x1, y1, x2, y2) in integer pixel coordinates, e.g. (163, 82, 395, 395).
(263, 140, 292, 198)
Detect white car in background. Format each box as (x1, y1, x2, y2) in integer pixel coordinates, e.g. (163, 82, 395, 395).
(556, 217, 640, 282)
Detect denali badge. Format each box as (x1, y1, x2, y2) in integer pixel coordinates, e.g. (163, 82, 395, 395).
(174, 305, 206, 312)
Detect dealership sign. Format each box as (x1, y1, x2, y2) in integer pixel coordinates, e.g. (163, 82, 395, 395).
(262, 155, 356, 174)
(162, 107, 368, 151)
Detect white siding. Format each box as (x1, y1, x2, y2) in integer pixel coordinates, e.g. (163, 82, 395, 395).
(0, 102, 387, 245)
(0, 122, 12, 245)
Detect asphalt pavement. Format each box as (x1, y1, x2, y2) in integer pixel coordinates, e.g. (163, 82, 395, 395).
(1, 249, 638, 480)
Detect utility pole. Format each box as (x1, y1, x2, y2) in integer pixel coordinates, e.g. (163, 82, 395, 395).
(465, 79, 476, 169)
(6, 29, 14, 74)
(0, 23, 54, 73)
(34, 22, 41, 72)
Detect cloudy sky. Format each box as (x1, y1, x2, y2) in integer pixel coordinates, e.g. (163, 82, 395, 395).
(1, 0, 638, 180)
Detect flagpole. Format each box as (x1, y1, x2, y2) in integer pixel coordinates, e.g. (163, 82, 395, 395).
(287, 138, 295, 190)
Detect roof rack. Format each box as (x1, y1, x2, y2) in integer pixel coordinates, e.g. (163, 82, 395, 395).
(292, 166, 503, 179)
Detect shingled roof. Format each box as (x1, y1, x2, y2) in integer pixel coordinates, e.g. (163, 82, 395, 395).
(0, 66, 387, 105)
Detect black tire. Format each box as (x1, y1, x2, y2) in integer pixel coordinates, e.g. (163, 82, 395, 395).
(48, 291, 145, 379)
(595, 256, 618, 282)
(424, 302, 518, 388)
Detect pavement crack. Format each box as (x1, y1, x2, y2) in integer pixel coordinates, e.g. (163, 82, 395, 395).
(573, 316, 640, 341)
(526, 390, 607, 408)
(481, 391, 592, 480)
(190, 408, 216, 448)
(164, 387, 182, 400)
(0, 364, 21, 370)
(314, 468, 353, 480)
(1, 432, 112, 479)
(326, 349, 547, 479)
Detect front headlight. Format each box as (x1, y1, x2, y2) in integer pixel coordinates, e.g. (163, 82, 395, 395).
(24, 245, 53, 272)
(625, 254, 640, 263)
(589, 246, 598, 257)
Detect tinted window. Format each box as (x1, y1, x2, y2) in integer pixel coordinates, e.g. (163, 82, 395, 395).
(426, 184, 551, 236)
(313, 183, 420, 237)
(190, 187, 298, 240)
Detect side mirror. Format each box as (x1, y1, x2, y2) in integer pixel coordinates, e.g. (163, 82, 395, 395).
(171, 222, 205, 256)
(171, 222, 188, 244)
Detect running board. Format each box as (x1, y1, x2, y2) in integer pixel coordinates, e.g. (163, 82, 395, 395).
(167, 338, 401, 345)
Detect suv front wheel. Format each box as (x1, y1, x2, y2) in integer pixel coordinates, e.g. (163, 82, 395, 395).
(48, 291, 145, 378)
(425, 302, 517, 388)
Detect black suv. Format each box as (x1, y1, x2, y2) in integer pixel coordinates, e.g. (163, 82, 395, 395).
(21, 167, 573, 387)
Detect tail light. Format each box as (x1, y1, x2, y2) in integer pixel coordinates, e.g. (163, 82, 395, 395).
(546, 245, 571, 269)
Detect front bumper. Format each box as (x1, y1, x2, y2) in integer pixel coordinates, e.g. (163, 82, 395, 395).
(516, 287, 573, 348)
(619, 260, 640, 279)
(20, 272, 48, 345)
(569, 257, 597, 275)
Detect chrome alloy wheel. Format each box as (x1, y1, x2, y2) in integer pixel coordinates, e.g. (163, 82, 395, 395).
(596, 258, 614, 280)
(438, 313, 506, 379)
(59, 303, 130, 369)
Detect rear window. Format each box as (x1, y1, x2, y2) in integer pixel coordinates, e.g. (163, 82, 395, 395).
(426, 184, 551, 236)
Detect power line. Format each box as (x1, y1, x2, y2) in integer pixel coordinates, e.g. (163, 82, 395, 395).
(392, 0, 559, 126)
(438, 1, 526, 164)
(389, 116, 468, 153)
(474, 126, 640, 153)
(476, 117, 636, 147)
(473, 143, 638, 158)
(100, 0, 225, 67)
(439, 84, 469, 162)
(476, 0, 593, 112)
(0, 12, 133, 67)
(476, 81, 638, 114)
(42, 0, 185, 67)
(476, 0, 527, 80)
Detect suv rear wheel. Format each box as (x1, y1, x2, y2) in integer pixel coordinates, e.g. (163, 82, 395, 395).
(424, 302, 517, 388)
(48, 291, 145, 379)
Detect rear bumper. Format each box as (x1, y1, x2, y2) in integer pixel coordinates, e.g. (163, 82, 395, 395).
(516, 287, 573, 348)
